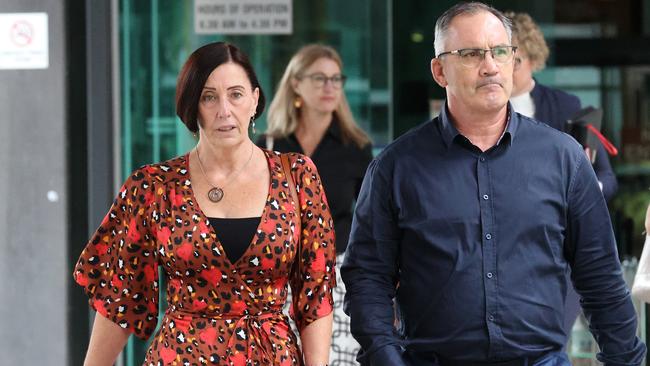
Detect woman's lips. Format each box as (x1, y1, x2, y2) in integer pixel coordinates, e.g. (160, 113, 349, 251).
(216, 125, 236, 132)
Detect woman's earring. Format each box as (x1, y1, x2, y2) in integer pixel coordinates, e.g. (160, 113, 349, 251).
(250, 116, 256, 134)
(293, 96, 302, 109)
(195, 120, 201, 138)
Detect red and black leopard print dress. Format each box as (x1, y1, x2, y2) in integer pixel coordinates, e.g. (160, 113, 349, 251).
(73, 150, 336, 365)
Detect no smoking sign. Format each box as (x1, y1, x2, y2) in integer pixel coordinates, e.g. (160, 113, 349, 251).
(10, 20, 34, 47)
(0, 13, 48, 69)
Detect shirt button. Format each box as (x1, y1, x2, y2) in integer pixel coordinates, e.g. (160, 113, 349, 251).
(480, 157, 486, 162)
(485, 233, 492, 240)
(483, 194, 489, 200)
(486, 272, 493, 279)
(488, 315, 495, 321)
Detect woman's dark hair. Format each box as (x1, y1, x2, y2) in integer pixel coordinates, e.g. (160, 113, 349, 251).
(175, 42, 266, 133)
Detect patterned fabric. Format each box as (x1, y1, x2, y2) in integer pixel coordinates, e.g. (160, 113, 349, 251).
(73, 150, 336, 365)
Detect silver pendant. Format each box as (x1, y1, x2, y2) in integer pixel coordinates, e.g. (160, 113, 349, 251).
(207, 187, 224, 202)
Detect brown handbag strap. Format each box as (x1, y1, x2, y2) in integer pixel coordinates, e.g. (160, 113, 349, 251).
(280, 154, 302, 280)
(280, 154, 300, 219)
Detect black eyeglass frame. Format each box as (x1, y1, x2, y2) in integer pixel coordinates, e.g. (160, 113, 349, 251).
(296, 73, 348, 88)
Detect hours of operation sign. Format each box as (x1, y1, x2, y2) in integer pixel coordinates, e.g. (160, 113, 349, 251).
(195, 0, 292, 35)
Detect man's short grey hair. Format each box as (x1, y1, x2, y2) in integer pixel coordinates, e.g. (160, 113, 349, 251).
(433, 2, 512, 57)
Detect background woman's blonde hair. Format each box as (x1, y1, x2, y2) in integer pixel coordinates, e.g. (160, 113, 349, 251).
(266, 44, 371, 148)
(505, 12, 549, 72)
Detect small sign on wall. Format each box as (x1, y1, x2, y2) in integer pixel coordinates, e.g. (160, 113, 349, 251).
(195, 0, 292, 35)
(0, 13, 48, 70)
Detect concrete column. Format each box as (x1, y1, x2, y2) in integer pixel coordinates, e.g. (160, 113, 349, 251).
(0, 0, 70, 364)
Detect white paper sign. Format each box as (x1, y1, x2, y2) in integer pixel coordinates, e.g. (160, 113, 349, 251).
(0, 13, 49, 70)
(195, 0, 292, 35)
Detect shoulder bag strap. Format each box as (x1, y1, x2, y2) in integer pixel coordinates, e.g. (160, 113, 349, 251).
(280, 154, 300, 218)
(280, 153, 302, 280)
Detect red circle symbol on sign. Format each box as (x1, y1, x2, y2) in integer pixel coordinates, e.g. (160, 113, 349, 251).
(10, 20, 34, 47)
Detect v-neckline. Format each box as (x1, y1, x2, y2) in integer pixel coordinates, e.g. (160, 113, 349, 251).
(184, 149, 275, 270)
(291, 132, 323, 159)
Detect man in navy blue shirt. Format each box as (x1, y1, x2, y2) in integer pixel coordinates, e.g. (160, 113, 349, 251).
(341, 2, 645, 366)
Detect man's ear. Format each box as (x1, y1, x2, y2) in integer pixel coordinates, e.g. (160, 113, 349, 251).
(431, 58, 448, 88)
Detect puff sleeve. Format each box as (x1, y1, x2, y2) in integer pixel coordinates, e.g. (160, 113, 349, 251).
(288, 155, 337, 332)
(73, 167, 160, 340)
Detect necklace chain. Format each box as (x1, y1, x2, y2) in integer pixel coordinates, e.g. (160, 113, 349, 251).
(195, 144, 254, 203)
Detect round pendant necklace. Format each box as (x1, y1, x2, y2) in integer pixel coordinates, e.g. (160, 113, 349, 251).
(194, 144, 254, 203)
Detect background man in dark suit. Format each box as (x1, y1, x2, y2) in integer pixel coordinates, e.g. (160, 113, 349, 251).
(507, 12, 618, 201)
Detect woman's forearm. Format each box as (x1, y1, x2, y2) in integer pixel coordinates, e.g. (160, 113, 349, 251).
(300, 312, 333, 366)
(83, 314, 131, 366)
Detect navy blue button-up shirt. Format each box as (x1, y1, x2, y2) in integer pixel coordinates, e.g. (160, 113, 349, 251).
(341, 104, 645, 365)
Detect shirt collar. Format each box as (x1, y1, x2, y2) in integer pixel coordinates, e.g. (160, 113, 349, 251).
(290, 116, 343, 144)
(437, 101, 519, 149)
(326, 117, 343, 142)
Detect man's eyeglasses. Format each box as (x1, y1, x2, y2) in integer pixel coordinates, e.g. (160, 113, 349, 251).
(298, 73, 347, 89)
(436, 46, 517, 68)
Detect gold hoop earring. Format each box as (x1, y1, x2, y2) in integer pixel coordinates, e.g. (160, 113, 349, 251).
(293, 96, 303, 109)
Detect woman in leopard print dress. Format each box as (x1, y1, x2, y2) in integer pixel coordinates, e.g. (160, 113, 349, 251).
(74, 42, 336, 366)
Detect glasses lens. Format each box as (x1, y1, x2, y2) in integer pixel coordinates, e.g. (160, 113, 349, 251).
(332, 75, 345, 88)
(310, 74, 327, 87)
(492, 46, 513, 64)
(458, 49, 484, 67)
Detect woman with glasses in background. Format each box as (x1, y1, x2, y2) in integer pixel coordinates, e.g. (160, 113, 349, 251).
(259, 44, 373, 363)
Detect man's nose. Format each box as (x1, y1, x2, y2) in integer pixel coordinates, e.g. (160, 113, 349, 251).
(480, 51, 500, 75)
